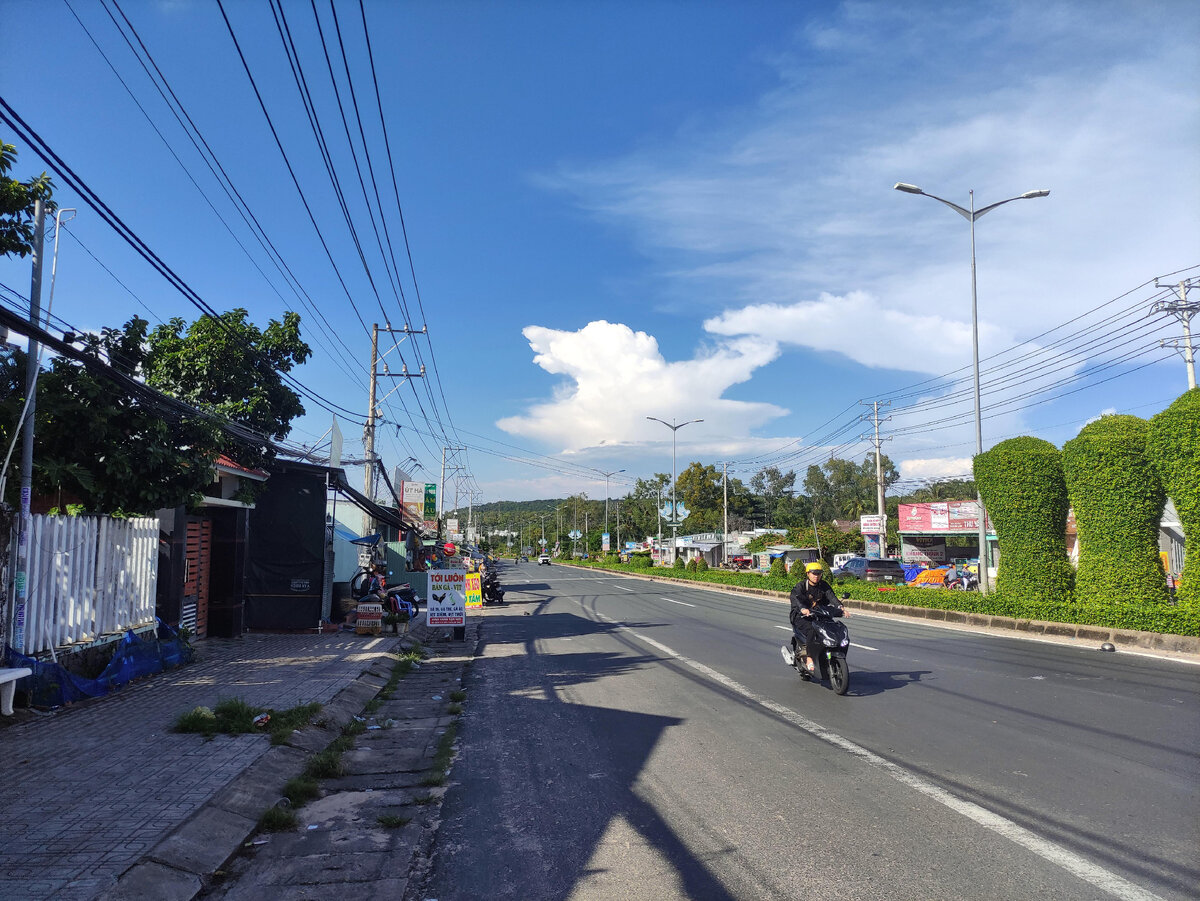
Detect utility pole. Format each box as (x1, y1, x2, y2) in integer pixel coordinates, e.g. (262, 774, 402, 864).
(438, 446, 466, 522)
(1154, 279, 1199, 390)
(11, 199, 46, 657)
(861, 401, 892, 556)
(363, 323, 427, 535)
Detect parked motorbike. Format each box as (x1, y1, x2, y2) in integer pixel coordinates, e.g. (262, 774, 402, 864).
(781, 595, 850, 695)
(482, 571, 506, 605)
(349, 534, 421, 619)
(945, 571, 979, 591)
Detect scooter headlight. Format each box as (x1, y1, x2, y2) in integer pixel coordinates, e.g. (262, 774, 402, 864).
(840, 638, 849, 647)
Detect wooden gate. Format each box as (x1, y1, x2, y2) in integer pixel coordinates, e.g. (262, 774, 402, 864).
(181, 519, 212, 638)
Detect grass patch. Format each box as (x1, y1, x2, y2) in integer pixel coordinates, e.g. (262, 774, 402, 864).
(304, 748, 345, 780)
(173, 698, 323, 744)
(420, 722, 459, 786)
(377, 814, 410, 828)
(412, 794, 436, 805)
(268, 702, 323, 745)
(343, 719, 367, 737)
(364, 698, 382, 714)
(257, 806, 298, 832)
(446, 703, 462, 715)
(449, 689, 467, 702)
(282, 777, 320, 807)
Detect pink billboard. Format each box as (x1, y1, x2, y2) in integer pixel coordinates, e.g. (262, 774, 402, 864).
(898, 502, 992, 534)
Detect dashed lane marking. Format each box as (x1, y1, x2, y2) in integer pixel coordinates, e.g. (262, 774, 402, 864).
(599, 610, 1165, 901)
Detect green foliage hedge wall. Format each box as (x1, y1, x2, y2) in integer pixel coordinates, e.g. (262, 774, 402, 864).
(974, 437, 1073, 614)
(1147, 389, 1199, 604)
(1062, 415, 1169, 613)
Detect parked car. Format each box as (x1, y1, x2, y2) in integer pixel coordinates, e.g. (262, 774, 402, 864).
(836, 556, 906, 583)
(538, 553, 551, 565)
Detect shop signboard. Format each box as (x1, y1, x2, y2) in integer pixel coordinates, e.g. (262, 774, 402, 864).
(902, 536, 948, 563)
(464, 572, 482, 608)
(401, 481, 425, 523)
(602, 532, 610, 552)
(428, 569, 466, 626)
(899, 502, 992, 534)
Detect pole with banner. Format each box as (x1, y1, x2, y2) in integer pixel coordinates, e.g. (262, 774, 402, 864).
(860, 514, 887, 559)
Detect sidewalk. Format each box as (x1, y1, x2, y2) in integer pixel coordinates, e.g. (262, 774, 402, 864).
(0, 629, 415, 901)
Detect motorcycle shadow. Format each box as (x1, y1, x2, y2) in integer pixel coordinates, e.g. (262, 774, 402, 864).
(844, 669, 931, 698)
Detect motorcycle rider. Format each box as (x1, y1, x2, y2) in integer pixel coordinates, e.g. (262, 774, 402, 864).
(783, 561, 845, 678)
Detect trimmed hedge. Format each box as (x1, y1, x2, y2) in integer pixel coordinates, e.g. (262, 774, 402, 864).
(974, 436, 1074, 616)
(1147, 389, 1199, 605)
(1062, 415, 1170, 618)
(559, 559, 1199, 633)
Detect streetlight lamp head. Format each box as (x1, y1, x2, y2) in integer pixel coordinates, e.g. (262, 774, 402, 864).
(894, 182, 924, 194)
(1021, 189, 1051, 199)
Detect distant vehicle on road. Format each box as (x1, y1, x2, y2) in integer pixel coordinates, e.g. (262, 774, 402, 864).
(836, 556, 905, 583)
(538, 553, 551, 565)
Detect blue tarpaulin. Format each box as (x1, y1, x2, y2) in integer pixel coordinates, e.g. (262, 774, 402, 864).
(5, 620, 194, 709)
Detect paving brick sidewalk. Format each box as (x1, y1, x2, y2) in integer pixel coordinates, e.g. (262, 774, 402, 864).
(0, 631, 407, 901)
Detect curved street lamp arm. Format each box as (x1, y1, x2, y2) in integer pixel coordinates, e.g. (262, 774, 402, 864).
(974, 189, 1050, 220)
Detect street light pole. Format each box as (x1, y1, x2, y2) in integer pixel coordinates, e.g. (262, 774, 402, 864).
(894, 182, 1049, 593)
(646, 417, 703, 565)
(599, 469, 626, 539)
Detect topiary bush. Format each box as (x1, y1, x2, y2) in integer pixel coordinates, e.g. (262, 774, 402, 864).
(974, 436, 1074, 616)
(686, 557, 699, 572)
(672, 554, 685, 570)
(1062, 415, 1170, 618)
(769, 556, 787, 579)
(696, 557, 709, 572)
(1147, 389, 1199, 606)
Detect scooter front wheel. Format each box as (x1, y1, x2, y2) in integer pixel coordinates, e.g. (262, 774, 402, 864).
(829, 654, 850, 695)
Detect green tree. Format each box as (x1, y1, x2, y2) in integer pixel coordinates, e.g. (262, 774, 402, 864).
(143, 309, 310, 470)
(0, 311, 311, 513)
(804, 453, 898, 522)
(0, 142, 54, 258)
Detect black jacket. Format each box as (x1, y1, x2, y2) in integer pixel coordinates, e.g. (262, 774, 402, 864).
(789, 577, 843, 628)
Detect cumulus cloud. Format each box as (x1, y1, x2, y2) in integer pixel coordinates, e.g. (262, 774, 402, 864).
(496, 320, 788, 453)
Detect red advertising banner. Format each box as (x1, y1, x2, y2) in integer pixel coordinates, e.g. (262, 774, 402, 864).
(898, 502, 992, 534)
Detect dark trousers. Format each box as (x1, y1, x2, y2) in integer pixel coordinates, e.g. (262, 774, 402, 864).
(793, 622, 819, 666)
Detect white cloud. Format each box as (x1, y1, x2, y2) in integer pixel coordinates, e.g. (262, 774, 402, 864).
(495, 320, 787, 453)
(541, 7, 1198, 384)
(1082, 407, 1118, 428)
(703, 289, 1013, 375)
(899, 457, 975, 481)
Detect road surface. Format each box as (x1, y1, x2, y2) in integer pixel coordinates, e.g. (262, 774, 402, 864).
(416, 566, 1200, 900)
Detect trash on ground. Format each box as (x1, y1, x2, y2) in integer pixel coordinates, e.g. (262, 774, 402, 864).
(252, 712, 271, 728)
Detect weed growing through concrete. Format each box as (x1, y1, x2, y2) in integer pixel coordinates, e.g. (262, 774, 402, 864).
(377, 814, 411, 828)
(257, 806, 298, 832)
(282, 777, 320, 807)
(172, 698, 323, 745)
(304, 748, 345, 780)
(420, 722, 458, 787)
(364, 698, 382, 714)
(446, 703, 462, 715)
(343, 719, 367, 737)
(412, 794, 436, 805)
(449, 689, 466, 702)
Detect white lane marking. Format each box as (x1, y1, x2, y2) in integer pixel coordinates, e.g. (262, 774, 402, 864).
(615, 586, 636, 592)
(771, 625, 877, 651)
(659, 597, 696, 608)
(596, 610, 1165, 901)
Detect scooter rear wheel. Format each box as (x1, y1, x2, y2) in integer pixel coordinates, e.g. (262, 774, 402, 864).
(829, 654, 850, 695)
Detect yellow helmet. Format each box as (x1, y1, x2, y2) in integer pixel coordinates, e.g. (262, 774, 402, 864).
(805, 562, 824, 573)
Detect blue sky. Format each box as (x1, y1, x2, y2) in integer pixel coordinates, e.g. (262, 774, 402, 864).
(2, 0, 1197, 508)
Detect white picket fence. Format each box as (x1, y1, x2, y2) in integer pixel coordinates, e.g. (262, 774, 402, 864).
(10, 514, 159, 656)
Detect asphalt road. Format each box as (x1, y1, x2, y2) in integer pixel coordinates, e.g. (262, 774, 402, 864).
(415, 565, 1200, 901)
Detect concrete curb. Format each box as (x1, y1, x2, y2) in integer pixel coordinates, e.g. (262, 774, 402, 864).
(562, 564, 1200, 657)
(100, 630, 422, 901)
